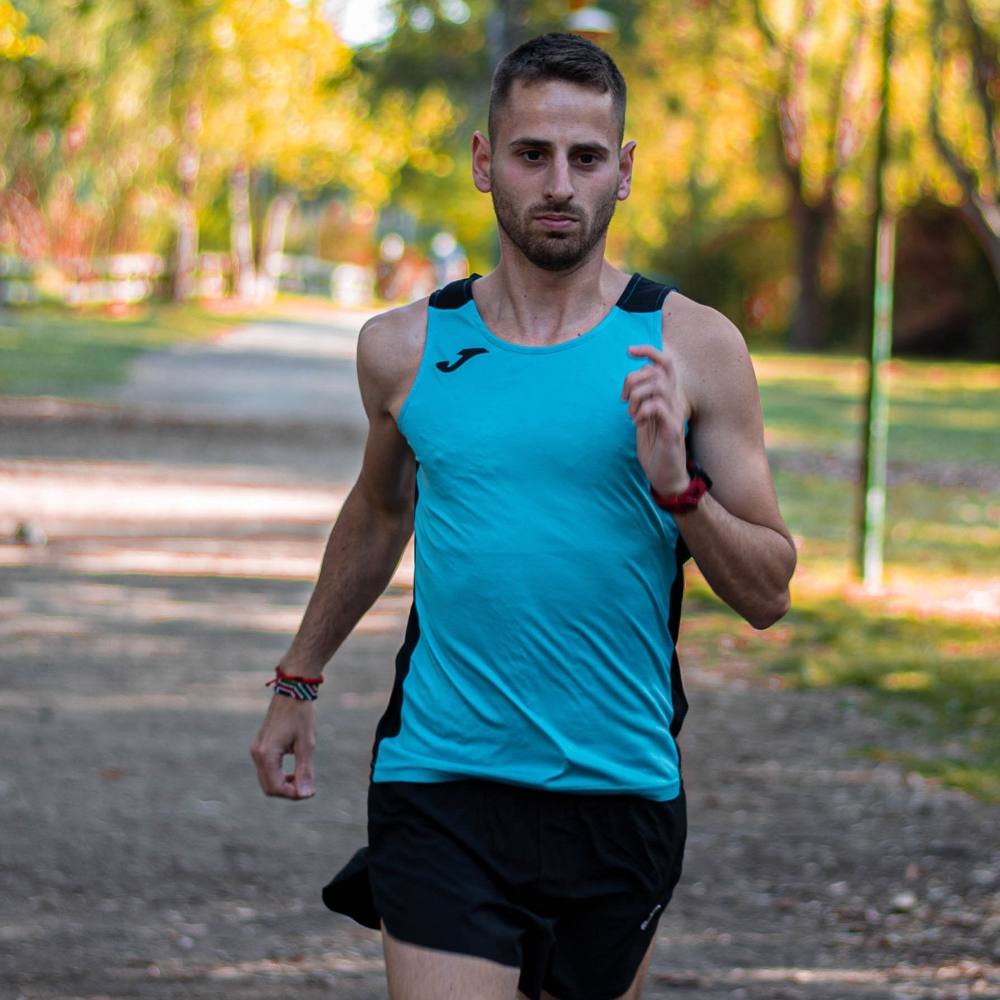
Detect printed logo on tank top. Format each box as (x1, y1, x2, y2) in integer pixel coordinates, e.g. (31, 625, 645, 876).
(436, 348, 489, 373)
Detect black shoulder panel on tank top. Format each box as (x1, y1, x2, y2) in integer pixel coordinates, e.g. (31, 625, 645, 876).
(616, 273, 675, 313)
(429, 274, 481, 310)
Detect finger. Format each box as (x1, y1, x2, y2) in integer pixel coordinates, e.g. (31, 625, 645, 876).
(621, 351, 675, 398)
(293, 735, 315, 799)
(627, 344, 674, 371)
(250, 737, 297, 799)
(624, 376, 671, 416)
(621, 365, 665, 402)
(631, 398, 673, 428)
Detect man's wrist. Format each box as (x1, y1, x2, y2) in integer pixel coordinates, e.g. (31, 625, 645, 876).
(268, 666, 324, 701)
(278, 653, 326, 678)
(650, 472, 691, 496)
(650, 460, 712, 514)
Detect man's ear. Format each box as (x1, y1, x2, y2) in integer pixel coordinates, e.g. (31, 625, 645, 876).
(617, 140, 637, 201)
(471, 131, 492, 193)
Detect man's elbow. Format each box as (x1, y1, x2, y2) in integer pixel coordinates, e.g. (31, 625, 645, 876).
(746, 588, 791, 631)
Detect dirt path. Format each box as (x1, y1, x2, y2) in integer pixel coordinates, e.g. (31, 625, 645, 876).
(3, 330, 1000, 1000)
(4, 564, 999, 1000)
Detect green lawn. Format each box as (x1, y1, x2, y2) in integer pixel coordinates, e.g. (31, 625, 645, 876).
(0, 303, 243, 396)
(756, 354, 1000, 466)
(680, 578, 1000, 800)
(687, 354, 1000, 801)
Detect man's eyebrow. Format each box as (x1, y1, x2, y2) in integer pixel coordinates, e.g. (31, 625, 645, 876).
(508, 136, 554, 148)
(507, 137, 612, 155)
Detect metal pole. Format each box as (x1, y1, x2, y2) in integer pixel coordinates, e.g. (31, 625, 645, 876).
(859, 0, 896, 590)
(861, 214, 896, 590)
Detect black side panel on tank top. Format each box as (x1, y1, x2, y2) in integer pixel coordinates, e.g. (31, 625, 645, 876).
(616, 274, 675, 313)
(667, 537, 690, 739)
(371, 476, 422, 774)
(428, 275, 480, 310)
(371, 602, 421, 775)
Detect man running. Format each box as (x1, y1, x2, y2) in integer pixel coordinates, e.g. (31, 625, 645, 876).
(251, 32, 796, 1000)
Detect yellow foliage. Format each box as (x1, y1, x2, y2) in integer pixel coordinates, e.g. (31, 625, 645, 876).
(184, 0, 454, 206)
(0, 1, 43, 59)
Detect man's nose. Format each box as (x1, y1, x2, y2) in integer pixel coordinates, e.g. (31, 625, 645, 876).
(543, 155, 574, 204)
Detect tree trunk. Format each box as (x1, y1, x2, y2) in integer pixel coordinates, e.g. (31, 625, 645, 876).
(229, 164, 256, 300)
(788, 192, 830, 352)
(959, 199, 1000, 288)
(258, 193, 296, 302)
(173, 197, 198, 301)
(959, 200, 1000, 357)
(172, 108, 201, 302)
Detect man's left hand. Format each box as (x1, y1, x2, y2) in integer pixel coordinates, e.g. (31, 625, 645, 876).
(622, 344, 690, 496)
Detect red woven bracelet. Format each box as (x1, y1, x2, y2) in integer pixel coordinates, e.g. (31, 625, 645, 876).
(266, 667, 324, 701)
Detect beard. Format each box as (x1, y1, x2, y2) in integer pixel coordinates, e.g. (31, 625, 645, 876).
(491, 176, 619, 272)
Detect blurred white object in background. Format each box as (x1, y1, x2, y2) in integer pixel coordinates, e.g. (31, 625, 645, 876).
(331, 263, 375, 307)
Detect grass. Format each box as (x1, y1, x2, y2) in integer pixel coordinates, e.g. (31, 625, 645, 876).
(0, 303, 246, 396)
(683, 352, 1000, 800)
(755, 354, 1000, 466)
(678, 576, 1000, 801)
(2, 308, 999, 798)
(0, 293, 375, 397)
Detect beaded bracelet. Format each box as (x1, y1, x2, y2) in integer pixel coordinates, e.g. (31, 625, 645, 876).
(266, 667, 324, 701)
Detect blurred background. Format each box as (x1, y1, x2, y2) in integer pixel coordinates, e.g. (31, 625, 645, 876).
(2, 2, 1000, 998)
(0, 0, 998, 351)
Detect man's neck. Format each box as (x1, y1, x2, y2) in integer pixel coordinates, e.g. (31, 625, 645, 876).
(471, 238, 632, 347)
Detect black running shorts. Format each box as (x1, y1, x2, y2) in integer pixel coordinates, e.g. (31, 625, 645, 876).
(367, 779, 686, 1000)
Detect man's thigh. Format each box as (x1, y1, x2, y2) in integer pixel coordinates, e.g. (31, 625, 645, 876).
(516, 935, 658, 1000)
(384, 932, 656, 1000)
(384, 926, 521, 1000)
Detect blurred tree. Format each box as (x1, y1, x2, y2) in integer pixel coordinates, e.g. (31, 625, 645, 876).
(1, 0, 455, 298)
(624, 0, 881, 350)
(928, 0, 1000, 284)
(168, 0, 455, 297)
(0, 0, 42, 60)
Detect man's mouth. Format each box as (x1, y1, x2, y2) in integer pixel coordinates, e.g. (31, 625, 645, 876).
(534, 214, 579, 232)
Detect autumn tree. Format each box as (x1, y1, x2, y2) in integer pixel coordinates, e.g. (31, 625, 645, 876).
(169, 0, 455, 298)
(624, 0, 883, 349)
(2, 0, 456, 299)
(927, 0, 1000, 282)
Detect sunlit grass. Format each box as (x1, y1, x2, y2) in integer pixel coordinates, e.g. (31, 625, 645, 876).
(0, 303, 244, 395)
(755, 353, 1000, 465)
(678, 352, 1000, 799)
(679, 574, 1000, 801)
(773, 471, 1000, 575)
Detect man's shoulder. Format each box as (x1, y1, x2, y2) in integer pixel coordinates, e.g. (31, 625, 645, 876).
(357, 298, 429, 401)
(662, 292, 747, 358)
(661, 293, 755, 414)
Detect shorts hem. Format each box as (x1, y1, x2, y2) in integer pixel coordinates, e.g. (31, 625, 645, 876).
(370, 769, 681, 802)
(380, 916, 521, 973)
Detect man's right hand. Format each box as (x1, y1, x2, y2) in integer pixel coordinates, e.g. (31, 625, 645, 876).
(250, 694, 316, 800)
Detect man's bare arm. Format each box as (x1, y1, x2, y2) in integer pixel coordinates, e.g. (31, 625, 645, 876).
(623, 297, 796, 630)
(250, 303, 426, 800)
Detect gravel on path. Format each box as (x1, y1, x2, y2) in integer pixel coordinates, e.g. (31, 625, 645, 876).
(3, 566, 1000, 1000)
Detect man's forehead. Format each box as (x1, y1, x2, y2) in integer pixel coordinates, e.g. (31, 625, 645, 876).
(499, 79, 617, 140)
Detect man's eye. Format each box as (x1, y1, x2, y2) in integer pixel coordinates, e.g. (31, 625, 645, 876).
(578, 154, 596, 166)
(523, 150, 542, 161)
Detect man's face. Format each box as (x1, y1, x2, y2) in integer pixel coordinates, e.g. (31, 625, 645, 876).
(473, 80, 635, 272)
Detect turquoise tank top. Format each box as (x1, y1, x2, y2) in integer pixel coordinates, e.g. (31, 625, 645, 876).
(370, 273, 689, 801)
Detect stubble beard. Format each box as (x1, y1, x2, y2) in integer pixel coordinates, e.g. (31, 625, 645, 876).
(491, 173, 619, 273)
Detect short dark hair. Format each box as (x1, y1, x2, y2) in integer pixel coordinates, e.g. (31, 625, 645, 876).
(488, 33, 627, 146)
